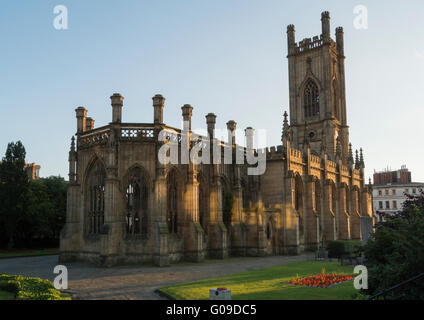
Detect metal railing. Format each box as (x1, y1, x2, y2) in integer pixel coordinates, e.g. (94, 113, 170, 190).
(368, 272, 424, 300)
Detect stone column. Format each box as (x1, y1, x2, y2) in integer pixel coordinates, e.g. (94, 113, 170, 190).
(323, 180, 336, 242)
(59, 138, 82, 263)
(350, 189, 362, 240)
(153, 166, 169, 266)
(305, 176, 319, 250)
(99, 125, 123, 266)
(208, 180, 228, 259)
(361, 188, 373, 217)
(206, 113, 228, 259)
(183, 172, 205, 262)
(338, 184, 351, 240)
(283, 171, 300, 254)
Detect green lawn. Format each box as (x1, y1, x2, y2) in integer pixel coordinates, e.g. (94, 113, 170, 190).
(0, 290, 15, 300)
(159, 261, 359, 300)
(0, 249, 59, 259)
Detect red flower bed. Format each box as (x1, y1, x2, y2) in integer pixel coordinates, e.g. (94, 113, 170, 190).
(288, 273, 354, 288)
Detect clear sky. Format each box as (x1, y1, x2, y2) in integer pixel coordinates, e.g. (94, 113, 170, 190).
(1, 0, 424, 182)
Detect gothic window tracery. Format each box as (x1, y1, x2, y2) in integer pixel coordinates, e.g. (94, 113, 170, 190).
(125, 168, 148, 236)
(304, 79, 320, 118)
(88, 161, 105, 235)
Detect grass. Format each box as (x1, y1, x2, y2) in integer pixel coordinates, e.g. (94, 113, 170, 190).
(159, 261, 359, 300)
(0, 290, 15, 300)
(0, 249, 59, 259)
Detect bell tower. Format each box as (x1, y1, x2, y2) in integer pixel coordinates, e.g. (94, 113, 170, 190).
(286, 11, 349, 163)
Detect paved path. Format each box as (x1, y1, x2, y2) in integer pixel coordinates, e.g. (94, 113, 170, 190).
(0, 254, 313, 300)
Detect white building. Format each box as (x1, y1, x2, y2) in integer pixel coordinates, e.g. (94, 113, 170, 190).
(372, 183, 424, 222)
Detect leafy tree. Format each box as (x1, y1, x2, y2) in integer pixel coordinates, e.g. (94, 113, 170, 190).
(362, 192, 424, 299)
(0, 141, 29, 249)
(27, 176, 67, 241)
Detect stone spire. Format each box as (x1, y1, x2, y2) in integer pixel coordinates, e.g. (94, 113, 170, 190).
(355, 150, 360, 169)
(68, 136, 77, 183)
(359, 148, 365, 168)
(348, 143, 354, 165)
(335, 136, 342, 160)
(282, 111, 291, 144)
(70, 136, 76, 152)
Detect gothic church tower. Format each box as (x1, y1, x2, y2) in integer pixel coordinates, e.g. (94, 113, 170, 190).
(286, 11, 349, 164)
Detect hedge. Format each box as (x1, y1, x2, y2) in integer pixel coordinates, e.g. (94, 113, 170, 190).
(327, 240, 362, 258)
(0, 274, 70, 300)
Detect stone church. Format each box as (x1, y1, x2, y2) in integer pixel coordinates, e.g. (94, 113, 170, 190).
(60, 12, 373, 267)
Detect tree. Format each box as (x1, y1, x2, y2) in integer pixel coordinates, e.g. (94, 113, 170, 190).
(362, 192, 424, 299)
(27, 177, 67, 242)
(0, 141, 29, 249)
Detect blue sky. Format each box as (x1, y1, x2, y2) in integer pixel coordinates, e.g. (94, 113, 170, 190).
(1, 0, 424, 182)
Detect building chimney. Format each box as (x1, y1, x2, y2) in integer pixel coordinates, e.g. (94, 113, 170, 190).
(75, 107, 87, 134)
(86, 117, 95, 131)
(226, 120, 237, 146)
(152, 94, 165, 124)
(206, 113, 216, 139)
(181, 104, 193, 132)
(110, 93, 124, 123)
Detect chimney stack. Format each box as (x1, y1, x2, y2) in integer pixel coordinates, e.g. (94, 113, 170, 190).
(86, 117, 95, 131)
(226, 120, 237, 146)
(181, 104, 193, 132)
(206, 113, 216, 139)
(152, 94, 165, 124)
(75, 107, 87, 134)
(110, 93, 124, 123)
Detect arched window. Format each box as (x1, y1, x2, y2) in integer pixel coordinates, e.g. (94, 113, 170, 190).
(125, 168, 148, 236)
(88, 161, 105, 235)
(304, 79, 320, 118)
(167, 171, 178, 234)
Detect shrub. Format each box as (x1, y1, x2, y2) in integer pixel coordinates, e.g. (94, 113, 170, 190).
(327, 240, 362, 258)
(0, 273, 70, 300)
(362, 192, 424, 299)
